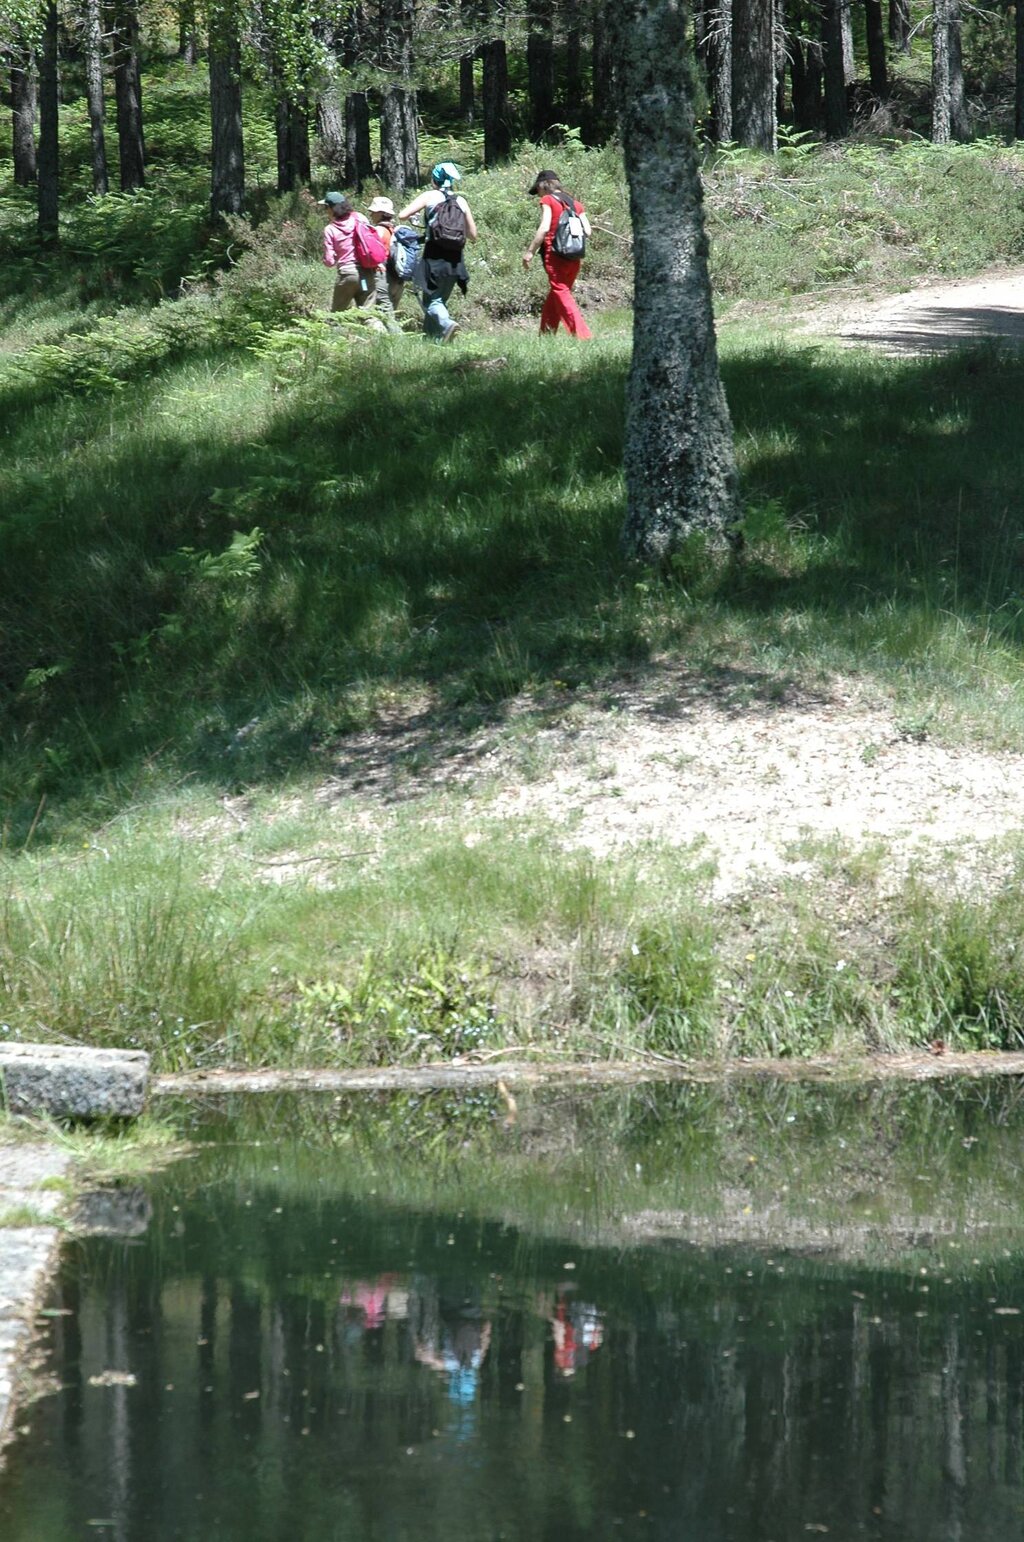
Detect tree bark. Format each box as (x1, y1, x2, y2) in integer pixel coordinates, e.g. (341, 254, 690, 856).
(790, 34, 822, 130)
(527, 0, 555, 140)
(11, 56, 38, 186)
(178, 0, 199, 63)
(889, 0, 910, 51)
(84, 0, 109, 194)
(209, 10, 244, 216)
(591, 0, 615, 140)
(315, 80, 346, 177)
(932, 0, 966, 142)
(111, 0, 146, 191)
(1016, 0, 1024, 141)
(732, 0, 775, 150)
(276, 95, 311, 192)
(344, 92, 373, 188)
(611, 0, 739, 562)
(564, 0, 584, 123)
(379, 86, 420, 189)
(822, 0, 849, 139)
(840, 0, 854, 84)
(481, 37, 512, 163)
(864, 0, 888, 98)
(695, 0, 732, 143)
(37, 2, 59, 243)
(459, 0, 477, 120)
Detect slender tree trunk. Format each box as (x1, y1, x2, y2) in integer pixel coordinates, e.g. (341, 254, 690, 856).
(111, 0, 145, 190)
(481, 37, 512, 162)
(316, 79, 345, 176)
(840, 0, 854, 83)
(948, 2, 968, 140)
(527, 0, 555, 140)
(889, 0, 910, 51)
(11, 56, 38, 186)
(459, 0, 477, 120)
(37, 1, 59, 242)
(611, 0, 739, 562)
(209, 10, 244, 215)
(864, 0, 888, 97)
(379, 86, 420, 189)
(732, 0, 775, 150)
(790, 35, 822, 130)
(822, 0, 849, 139)
(696, 0, 732, 142)
(178, 0, 199, 62)
(564, 0, 583, 124)
(591, 0, 615, 140)
(775, 0, 787, 127)
(344, 92, 372, 187)
(931, 0, 956, 142)
(84, 0, 109, 194)
(1016, 0, 1024, 140)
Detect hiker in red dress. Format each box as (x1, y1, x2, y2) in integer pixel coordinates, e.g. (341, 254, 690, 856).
(522, 169, 593, 339)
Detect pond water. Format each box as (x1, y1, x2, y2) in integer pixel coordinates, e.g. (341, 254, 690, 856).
(3, 1079, 1024, 1540)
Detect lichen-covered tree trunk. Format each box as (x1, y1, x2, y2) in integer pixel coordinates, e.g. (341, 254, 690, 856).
(84, 0, 109, 194)
(611, 0, 739, 562)
(37, 2, 59, 242)
(11, 55, 37, 186)
(931, 0, 967, 143)
(379, 87, 419, 189)
(315, 79, 345, 177)
(732, 0, 774, 151)
(344, 92, 373, 187)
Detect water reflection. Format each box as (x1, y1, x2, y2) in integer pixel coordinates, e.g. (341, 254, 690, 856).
(2, 1080, 1024, 1540)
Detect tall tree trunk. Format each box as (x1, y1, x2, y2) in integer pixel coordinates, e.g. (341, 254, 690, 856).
(864, 0, 888, 97)
(209, 9, 244, 215)
(822, 0, 849, 139)
(840, 0, 855, 83)
(696, 0, 732, 142)
(775, 0, 787, 127)
(111, 0, 145, 190)
(315, 79, 345, 177)
(889, 0, 910, 51)
(1016, 0, 1024, 141)
(459, 0, 477, 120)
(732, 0, 775, 150)
(948, 2, 968, 140)
(790, 34, 822, 130)
(11, 56, 38, 186)
(379, 86, 419, 189)
(276, 95, 311, 192)
(37, 2, 59, 243)
(344, 92, 373, 187)
(931, 0, 957, 142)
(591, 0, 615, 139)
(611, 0, 739, 562)
(178, 0, 199, 63)
(481, 37, 512, 163)
(527, 0, 555, 140)
(84, 0, 109, 194)
(564, 0, 584, 123)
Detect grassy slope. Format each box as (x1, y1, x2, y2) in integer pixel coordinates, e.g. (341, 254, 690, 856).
(2, 62, 1024, 1069)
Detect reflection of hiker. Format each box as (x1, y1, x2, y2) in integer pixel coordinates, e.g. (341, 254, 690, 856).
(339, 1273, 403, 1331)
(546, 1287, 603, 1377)
(522, 169, 593, 339)
(415, 1312, 492, 1439)
(366, 195, 404, 336)
(398, 162, 478, 343)
(321, 191, 384, 321)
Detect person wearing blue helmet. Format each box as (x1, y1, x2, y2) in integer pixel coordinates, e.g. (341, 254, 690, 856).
(398, 163, 478, 342)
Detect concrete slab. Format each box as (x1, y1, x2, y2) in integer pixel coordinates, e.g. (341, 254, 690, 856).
(0, 1045, 150, 1119)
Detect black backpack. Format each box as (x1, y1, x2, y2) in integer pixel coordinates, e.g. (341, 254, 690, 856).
(551, 195, 587, 261)
(427, 191, 467, 255)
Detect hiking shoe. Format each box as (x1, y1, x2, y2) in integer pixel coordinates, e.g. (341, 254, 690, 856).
(441, 321, 461, 343)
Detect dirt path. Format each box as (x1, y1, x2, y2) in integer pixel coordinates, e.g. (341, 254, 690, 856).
(797, 265, 1024, 352)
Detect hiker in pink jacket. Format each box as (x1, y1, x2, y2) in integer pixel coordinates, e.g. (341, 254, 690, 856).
(321, 191, 379, 317)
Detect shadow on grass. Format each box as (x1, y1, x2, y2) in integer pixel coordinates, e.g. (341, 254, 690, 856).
(2, 331, 1023, 833)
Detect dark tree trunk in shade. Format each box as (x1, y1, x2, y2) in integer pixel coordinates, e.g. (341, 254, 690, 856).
(564, 0, 583, 122)
(316, 81, 345, 176)
(591, 0, 615, 140)
(111, 0, 145, 190)
(379, 87, 419, 188)
(37, 2, 59, 242)
(889, 0, 910, 51)
(481, 38, 512, 162)
(822, 0, 849, 139)
(732, 0, 774, 150)
(864, 0, 888, 97)
(610, 0, 739, 562)
(276, 96, 311, 191)
(459, 0, 477, 120)
(209, 17, 244, 215)
(344, 92, 373, 187)
(178, 0, 199, 62)
(1016, 0, 1024, 141)
(775, 0, 786, 127)
(84, 0, 109, 194)
(790, 35, 822, 130)
(11, 58, 38, 185)
(695, 0, 731, 142)
(527, 0, 555, 141)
